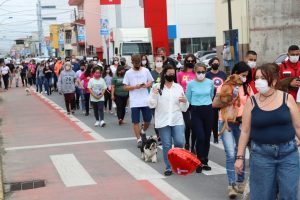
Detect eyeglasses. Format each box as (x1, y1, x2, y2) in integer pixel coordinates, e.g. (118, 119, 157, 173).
(196, 71, 206, 74)
(186, 60, 194, 63)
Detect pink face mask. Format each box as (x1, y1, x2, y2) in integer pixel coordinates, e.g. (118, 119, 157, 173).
(94, 72, 101, 79)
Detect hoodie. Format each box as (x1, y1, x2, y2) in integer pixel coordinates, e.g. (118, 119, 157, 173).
(57, 70, 76, 94)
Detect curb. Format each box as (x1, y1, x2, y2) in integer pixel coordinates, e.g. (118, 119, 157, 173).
(0, 104, 4, 199)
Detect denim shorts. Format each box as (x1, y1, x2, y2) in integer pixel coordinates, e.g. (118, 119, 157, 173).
(131, 106, 152, 124)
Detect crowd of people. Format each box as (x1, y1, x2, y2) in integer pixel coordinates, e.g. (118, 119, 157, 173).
(1, 44, 300, 199)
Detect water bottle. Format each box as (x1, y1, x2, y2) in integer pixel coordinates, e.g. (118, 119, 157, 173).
(232, 86, 239, 98)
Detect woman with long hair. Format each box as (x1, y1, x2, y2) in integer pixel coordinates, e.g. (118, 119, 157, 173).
(177, 54, 197, 153)
(149, 65, 189, 176)
(102, 65, 114, 114)
(80, 64, 93, 116)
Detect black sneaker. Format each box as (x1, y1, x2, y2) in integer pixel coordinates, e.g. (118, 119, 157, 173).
(202, 164, 212, 171)
(184, 144, 190, 151)
(196, 166, 202, 173)
(164, 170, 172, 176)
(213, 138, 219, 144)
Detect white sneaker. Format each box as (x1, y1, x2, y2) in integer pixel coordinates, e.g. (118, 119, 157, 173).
(94, 121, 100, 126)
(100, 120, 106, 127)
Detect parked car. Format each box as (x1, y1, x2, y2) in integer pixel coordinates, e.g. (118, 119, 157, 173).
(194, 50, 216, 59)
(199, 52, 217, 62)
(274, 53, 288, 65)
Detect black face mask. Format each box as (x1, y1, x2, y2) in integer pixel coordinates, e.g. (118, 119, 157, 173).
(186, 63, 194, 68)
(165, 75, 175, 82)
(134, 66, 140, 70)
(80, 68, 85, 71)
(211, 63, 219, 70)
(120, 61, 126, 66)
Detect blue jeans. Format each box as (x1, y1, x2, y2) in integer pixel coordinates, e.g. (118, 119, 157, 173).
(220, 121, 245, 185)
(75, 87, 85, 111)
(37, 76, 44, 92)
(250, 140, 299, 200)
(44, 78, 51, 95)
(157, 125, 185, 171)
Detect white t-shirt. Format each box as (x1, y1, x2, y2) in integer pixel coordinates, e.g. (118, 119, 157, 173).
(123, 67, 154, 108)
(110, 65, 118, 77)
(75, 70, 84, 87)
(296, 89, 300, 103)
(88, 77, 107, 102)
(1, 66, 9, 75)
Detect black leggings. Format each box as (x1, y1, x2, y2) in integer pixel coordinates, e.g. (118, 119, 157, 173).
(104, 90, 112, 110)
(84, 93, 90, 114)
(21, 73, 27, 86)
(191, 105, 213, 164)
(212, 108, 219, 140)
(115, 95, 128, 120)
(2, 74, 9, 89)
(64, 93, 75, 113)
(182, 108, 196, 150)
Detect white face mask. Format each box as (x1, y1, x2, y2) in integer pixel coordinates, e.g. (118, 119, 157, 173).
(114, 60, 119, 65)
(155, 62, 163, 68)
(255, 79, 270, 94)
(248, 61, 256, 69)
(289, 55, 299, 63)
(240, 75, 247, 83)
(196, 73, 205, 80)
(141, 60, 147, 65)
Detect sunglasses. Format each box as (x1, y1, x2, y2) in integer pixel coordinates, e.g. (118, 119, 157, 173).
(196, 71, 206, 74)
(186, 60, 194, 63)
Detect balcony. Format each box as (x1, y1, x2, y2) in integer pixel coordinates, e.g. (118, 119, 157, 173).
(74, 10, 85, 25)
(68, 0, 83, 6)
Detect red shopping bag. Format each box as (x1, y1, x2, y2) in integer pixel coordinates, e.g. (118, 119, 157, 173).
(168, 148, 201, 176)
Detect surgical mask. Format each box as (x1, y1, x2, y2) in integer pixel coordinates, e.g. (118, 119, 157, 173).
(114, 60, 119, 65)
(240, 75, 247, 83)
(255, 79, 270, 94)
(155, 62, 163, 68)
(80, 68, 85, 71)
(211, 63, 219, 70)
(141, 60, 147, 66)
(93, 61, 97, 65)
(248, 61, 256, 69)
(289, 55, 299, 63)
(196, 73, 205, 80)
(165, 75, 175, 82)
(94, 72, 101, 79)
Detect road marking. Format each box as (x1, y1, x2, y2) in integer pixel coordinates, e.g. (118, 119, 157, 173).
(5, 137, 136, 151)
(35, 92, 105, 141)
(50, 154, 96, 187)
(202, 161, 227, 175)
(105, 149, 164, 180)
(105, 149, 190, 200)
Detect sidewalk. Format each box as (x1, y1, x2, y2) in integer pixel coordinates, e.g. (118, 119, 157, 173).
(0, 88, 169, 200)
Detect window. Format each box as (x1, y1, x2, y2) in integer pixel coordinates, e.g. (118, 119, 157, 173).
(121, 42, 152, 56)
(65, 30, 72, 44)
(41, 5, 56, 9)
(42, 17, 57, 21)
(180, 37, 216, 54)
(168, 39, 174, 55)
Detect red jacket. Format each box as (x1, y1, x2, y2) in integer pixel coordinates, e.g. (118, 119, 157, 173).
(279, 60, 300, 100)
(249, 68, 258, 94)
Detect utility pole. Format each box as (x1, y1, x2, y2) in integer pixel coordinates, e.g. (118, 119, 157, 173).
(227, 0, 232, 30)
(73, 8, 80, 56)
(36, 0, 44, 56)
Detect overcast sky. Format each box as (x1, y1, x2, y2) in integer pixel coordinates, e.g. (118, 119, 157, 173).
(0, 0, 73, 53)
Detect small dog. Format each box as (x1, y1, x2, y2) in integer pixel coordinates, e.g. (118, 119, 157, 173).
(219, 74, 243, 136)
(140, 135, 158, 163)
(25, 87, 31, 95)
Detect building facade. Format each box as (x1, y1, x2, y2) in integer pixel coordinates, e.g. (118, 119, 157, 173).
(215, 0, 300, 65)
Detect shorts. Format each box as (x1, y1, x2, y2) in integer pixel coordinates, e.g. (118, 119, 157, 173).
(131, 106, 152, 124)
(9, 75, 14, 80)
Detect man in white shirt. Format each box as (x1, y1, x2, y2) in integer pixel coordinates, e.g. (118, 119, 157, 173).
(123, 54, 154, 147)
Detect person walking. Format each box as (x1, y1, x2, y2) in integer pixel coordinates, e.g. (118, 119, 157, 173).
(235, 63, 300, 200)
(213, 61, 253, 198)
(102, 65, 113, 114)
(43, 63, 52, 95)
(88, 67, 107, 127)
(80, 64, 93, 116)
(111, 66, 129, 125)
(0, 59, 10, 91)
(141, 54, 151, 71)
(110, 57, 120, 76)
(206, 57, 227, 143)
(57, 62, 76, 115)
(177, 54, 196, 152)
(20, 61, 28, 87)
(149, 65, 189, 176)
(36, 63, 45, 93)
(186, 63, 214, 173)
(75, 62, 86, 113)
(123, 54, 154, 147)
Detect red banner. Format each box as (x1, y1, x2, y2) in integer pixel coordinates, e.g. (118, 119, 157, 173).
(100, 0, 121, 5)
